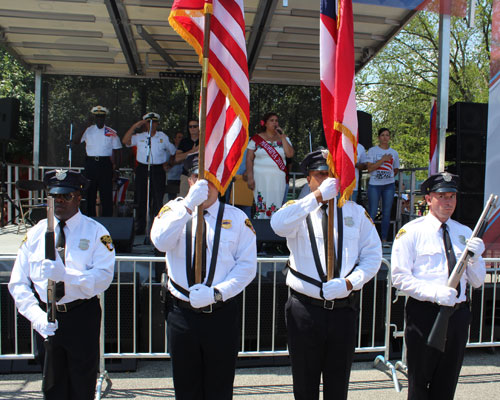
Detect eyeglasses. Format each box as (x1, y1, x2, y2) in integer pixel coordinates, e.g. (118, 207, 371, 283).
(52, 193, 75, 202)
(188, 124, 199, 128)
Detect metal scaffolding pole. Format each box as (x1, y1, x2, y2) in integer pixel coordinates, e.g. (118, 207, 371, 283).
(33, 69, 42, 180)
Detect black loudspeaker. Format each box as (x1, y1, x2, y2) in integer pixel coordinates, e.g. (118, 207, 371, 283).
(453, 193, 484, 228)
(447, 163, 485, 193)
(357, 110, 373, 150)
(92, 217, 134, 253)
(0, 98, 20, 141)
(445, 133, 487, 162)
(252, 219, 285, 244)
(448, 102, 488, 133)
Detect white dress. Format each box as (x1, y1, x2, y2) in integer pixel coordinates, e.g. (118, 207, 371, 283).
(248, 136, 292, 219)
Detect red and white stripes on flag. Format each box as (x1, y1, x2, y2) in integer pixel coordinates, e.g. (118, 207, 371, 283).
(169, 0, 249, 194)
(320, 0, 358, 206)
(429, 98, 438, 176)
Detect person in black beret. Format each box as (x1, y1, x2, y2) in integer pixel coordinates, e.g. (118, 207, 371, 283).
(150, 153, 257, 400)
(271, 150, 382, 400)
(391, 172, 486, 399)
(9, 169, 116, 400)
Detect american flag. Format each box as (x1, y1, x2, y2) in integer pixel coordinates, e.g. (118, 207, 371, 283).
(428, 98, 438, 176)
(169, 0, 249, 195)
(320, 0, 358, 206)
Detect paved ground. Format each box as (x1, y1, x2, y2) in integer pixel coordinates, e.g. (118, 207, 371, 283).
(1, 349, 499, 399)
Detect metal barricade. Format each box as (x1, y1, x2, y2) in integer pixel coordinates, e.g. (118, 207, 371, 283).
(2, 254, 499, 396)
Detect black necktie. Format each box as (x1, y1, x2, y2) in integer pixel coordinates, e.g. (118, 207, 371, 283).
(442, 223, 460, 297)
(55, 221, 66, 301)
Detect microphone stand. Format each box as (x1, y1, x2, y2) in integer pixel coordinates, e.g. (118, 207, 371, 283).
(144, 119, 153, 245)
(68, 123, 73, 168)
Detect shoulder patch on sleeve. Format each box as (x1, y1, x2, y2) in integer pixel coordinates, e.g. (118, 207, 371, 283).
(157, 204, 171, 218)
(100, 235, 115, 252)
(364, 210, 374, 225)
(282, 200, 296, 208)
(395, 228, 406, 240)
(244, 219, 256, 235)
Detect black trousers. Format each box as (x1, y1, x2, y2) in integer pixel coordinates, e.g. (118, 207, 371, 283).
(285, 294, 358, 400)
(166, 299, 240, 400)
(405, 297, 471, 400)
(35, 297, 101, 400)
(83, 157, 113, 217)
(135, 163, 166, 230)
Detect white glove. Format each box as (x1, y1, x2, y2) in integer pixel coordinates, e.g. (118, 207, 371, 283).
(434, 286, 458, 307)
(322, 278, 351, 300)
(467, 237, 485, 261)
(41, 253, 66, 282)
(189, 283, 215, 309)
(30, 306, 58, 339)
(183, 179, 209, 211)
(318, 178, 338, 201)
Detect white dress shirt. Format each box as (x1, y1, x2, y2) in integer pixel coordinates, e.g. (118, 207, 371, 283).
(271, 192, 382, 299)
(150, 198, 257, 302)
(391, 213, 486, 303)
(9, 211, 115, 320)
(129, 131, 176, 165)
(81, 125, 122, 156)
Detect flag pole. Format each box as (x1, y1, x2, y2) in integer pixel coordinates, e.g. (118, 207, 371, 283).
(195, 2, 212, 284)
(327, 173, 334, 281)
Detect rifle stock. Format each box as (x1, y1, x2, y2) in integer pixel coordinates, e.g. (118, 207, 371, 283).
(42, 196, 57, 392)
(426, 194, 498, 352)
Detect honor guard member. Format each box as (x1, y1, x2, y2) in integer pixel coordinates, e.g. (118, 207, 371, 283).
(8, 169, 115, 400)
(151, 153, 257, 400)
(123, 112, 176, 234)
(391, 172, 486, 400)
(271, 150, 382, 400)
(74, 105, 122, 217)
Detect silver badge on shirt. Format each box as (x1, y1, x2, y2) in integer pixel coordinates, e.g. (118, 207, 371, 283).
(459, 235, 466, 245)
(79, 239, 90, 250)
(344, 216, 354, 227)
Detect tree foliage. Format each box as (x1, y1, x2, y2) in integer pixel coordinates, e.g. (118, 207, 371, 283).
(0, 49, 34, 162)
(355, 1, 491, 174)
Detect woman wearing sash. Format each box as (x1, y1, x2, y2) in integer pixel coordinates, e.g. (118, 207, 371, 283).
(246, 113, 294, 219)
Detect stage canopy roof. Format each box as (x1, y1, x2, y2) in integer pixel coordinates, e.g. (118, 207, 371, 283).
(0, 0, 419, 85)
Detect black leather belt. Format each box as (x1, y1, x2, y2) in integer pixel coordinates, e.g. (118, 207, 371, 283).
(86, 156, 109, 162)
(40, 297, 96, 313)
(291, 289, 358, 310)
(171, 296, 228, 314)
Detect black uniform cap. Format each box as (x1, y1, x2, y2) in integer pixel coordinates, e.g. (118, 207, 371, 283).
(44, 169, 90, 194)
(184, 152, 199, 176)
(420, 172, 459, 195)
(300, 149, 330, 175)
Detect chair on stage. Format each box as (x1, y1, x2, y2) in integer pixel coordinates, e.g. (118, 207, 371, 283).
(15, 179, 46, 233)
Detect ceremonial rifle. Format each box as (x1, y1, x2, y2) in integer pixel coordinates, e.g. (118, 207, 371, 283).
(42, 196, 57, 392)
(427, 194, 498, 352)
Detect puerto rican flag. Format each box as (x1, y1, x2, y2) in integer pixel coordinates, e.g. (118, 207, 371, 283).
(320, 0, 358, 206)
(104, 126, 117, 137)
(169, 0, 249, 195)
(113, 177, 129, 204)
